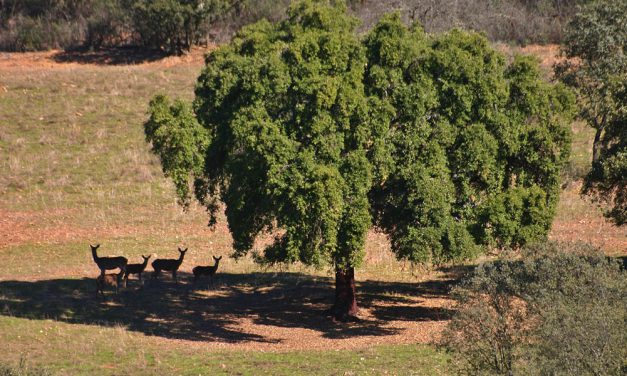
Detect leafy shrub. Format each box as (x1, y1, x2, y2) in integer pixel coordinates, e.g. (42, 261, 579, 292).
(442, 242, 627, 375)
(131, 0, 228, 54)
(85, 1, 132, 49)
(10, 16, 46, 52)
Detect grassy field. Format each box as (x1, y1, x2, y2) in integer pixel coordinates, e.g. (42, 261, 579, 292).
(0, 46, 624, 375)
(0, 316, 449, 375)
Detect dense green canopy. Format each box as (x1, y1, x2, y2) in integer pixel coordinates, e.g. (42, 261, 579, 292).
(145, 0, 574, 315)
(366, 14, 574, 262)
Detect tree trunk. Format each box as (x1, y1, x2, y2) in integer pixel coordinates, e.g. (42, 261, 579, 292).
(592, 127, 603, 163)
(332, 267, 358, 320)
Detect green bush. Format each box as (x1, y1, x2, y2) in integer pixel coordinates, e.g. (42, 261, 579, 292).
(132, 0, 228, 54)
(442, 242, 627, 375)
(85, 1, 132, 49)
(12, 16, 46, 52)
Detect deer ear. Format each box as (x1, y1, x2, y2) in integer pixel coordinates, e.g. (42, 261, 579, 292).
(183, 248, 188, 252)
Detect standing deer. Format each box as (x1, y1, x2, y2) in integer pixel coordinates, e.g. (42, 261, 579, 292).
(96, 270, 126, 299)
(90, 244, 127, 277)
(124, 255, 151, 283)
(151, 248, 187, 283)
(192, 255, 222, 287)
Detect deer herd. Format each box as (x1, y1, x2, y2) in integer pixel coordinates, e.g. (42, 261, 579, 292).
(90, 244, 222, 298)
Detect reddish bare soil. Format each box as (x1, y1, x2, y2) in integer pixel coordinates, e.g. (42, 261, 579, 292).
(0, 208, 217, 248)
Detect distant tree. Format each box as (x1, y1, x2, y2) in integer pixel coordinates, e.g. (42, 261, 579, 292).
(556, 0, 627, 225)
(132, 0, 228, 54)
(85, 0, 132, 49)
(145, 1, 574, 319)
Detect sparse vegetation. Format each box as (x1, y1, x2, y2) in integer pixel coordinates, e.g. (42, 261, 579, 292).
(0, 358, 51, 376)
(0, 0, 598, 52)
(442, 242, 627, 375)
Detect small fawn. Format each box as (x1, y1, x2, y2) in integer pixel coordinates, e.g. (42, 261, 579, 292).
(90, 244, 127, 276)
(193, 255, 222, 287)
(96, 270, 126, 298)
(152, 248, 187, 283)
(124, 255, 151, 283)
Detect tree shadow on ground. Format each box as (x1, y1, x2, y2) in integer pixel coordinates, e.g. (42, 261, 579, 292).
(0, 271, 458, 343)
(51, 47, 169, 65)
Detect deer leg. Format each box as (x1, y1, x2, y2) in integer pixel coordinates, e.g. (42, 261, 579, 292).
(98, 284, 105, 299)
(173, 270, 178, 284)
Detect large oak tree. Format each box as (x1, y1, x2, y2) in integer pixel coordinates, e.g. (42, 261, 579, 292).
(145, 0, 574, 319)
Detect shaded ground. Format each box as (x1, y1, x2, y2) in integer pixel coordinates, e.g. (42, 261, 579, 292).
(0, 272, 455, 351)
(52, 47, 170, 66)
(0, 47, 207, 72)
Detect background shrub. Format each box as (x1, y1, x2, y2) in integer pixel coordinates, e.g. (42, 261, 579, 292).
(442, 242, 627, 375)
(0, 0, 601, 52)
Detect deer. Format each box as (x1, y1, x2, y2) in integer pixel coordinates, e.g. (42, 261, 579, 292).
(96, 270, 126, 299)
(151, 247, 187, 283)
(124, 255, 151, 283)
(90, 244, 127, 277)
(192, 255, 222, 287)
